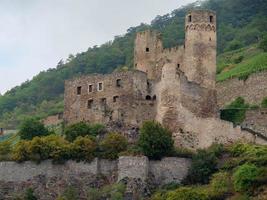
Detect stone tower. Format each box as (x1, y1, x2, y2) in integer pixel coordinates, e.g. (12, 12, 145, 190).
(184, 10, 217, 89)
(134, 30, 163, 80)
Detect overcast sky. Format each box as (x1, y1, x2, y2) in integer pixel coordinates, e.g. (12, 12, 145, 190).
(0, 0, 195, 94)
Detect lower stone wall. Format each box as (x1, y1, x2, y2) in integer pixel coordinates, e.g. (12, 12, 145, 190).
(0, 157, 191, 200)
(216, 71, 267, 108)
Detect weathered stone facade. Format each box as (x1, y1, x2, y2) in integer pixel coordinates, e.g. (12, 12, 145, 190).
(64, 10, 267, 149)
(216, 71, 267, 108)
(0, 157, 191, 200)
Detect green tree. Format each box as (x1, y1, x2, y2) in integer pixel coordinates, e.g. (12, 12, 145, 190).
(19, 118, 49, 140)
(64, 122, 105, 142)
(100, 133, 128, 159)
(138, 121, 174, 160)
(24, 188, 37, 200)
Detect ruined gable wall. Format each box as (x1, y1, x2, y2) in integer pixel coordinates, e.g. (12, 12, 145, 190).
(216, 71, 267, 108)
(64, 71, 156, 127)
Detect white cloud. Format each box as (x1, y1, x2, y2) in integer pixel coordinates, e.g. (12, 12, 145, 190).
(0, 0, 195, 94)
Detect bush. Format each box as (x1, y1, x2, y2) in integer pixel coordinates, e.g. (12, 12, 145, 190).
(19, 118, 50, 140)
(233, 163, 262, 193)
(261, 97, 267, 108)
(220, 97, 249, 125)
(12, 140, 30, 162)
(187, 149, 218, 184)
(259, 34, 267, 52)
(64, 122, 105, 142)
(12, 135, 71, 163)
(166, 186, 210, 200)
(71, 136, 96, 161)
(138, 121, 174, 160)
(24, 188, 37, 200)
(0, 140, 12, 160)
(210, 172, 232, 197)
(100, 133, 128, 159)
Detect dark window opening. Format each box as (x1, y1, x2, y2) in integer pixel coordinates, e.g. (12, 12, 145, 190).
(188, 15, 192, 22)
(116, 79, 122, 87)
(209, 15, 213, 23)
(209, 37, 212, 41)
(87, 99, 93, 109)
(146, 95, 151, 100)
(135, 63, 137, 67)
(98, 82, 103, 91)
(101, 98, 107, 105)
(88, 84, 93, 93)
(113, 96, 119, 102)
(77, 86, 82, 95)
(177, 64, 180, 68)
(153, 95, 157, 100)
(146, 47, 149, 52)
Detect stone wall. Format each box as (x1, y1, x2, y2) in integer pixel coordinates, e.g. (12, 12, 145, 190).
(216, 71, 267, 108)
(64, 71, 157, 127)
(0, 157, 191, 200)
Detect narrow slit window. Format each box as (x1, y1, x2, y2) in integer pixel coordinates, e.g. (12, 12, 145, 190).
(77, 86, 82, 95)
(87, 99, 93, 109)
(113, 96, 119, 102)
(116, 79, 122, 87)
(188, 15, 192, 22)
(101, 98, 107, 107)
(146, 47, 149, 52)
(98, 82, 103, 91)
(177, 64, 180, 68)
(210, 15, 213, 23)
(88, 84, 93, 93)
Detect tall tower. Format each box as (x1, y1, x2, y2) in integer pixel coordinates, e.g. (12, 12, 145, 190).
(184, 10, 217, 89)
(134, 30, 163, 79)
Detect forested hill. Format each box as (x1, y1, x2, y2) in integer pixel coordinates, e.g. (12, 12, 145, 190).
(1, 0, 267, 128)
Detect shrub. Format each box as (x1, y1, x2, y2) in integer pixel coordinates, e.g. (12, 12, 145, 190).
(210, 172, 232, 197)
(138, 121, 174, 160)
(12, 135, 71, 163)
(259, 34, 267, 52)
(64, 122, 105, 141)
(71, 136, 96, 161)
(187, 149, 218, 184)
(100, 133, 128, 159)
(233, 163, 262, 192)
(220, 97, 249, 125)
(60, 186, 79, 200)
(0, 140, 12, 160)
(166, 186, 210, 200)
(24, 188, 37, 200)
(261, 97, 267, 108)
(12, 140, 30, 162)
(19, 118, 50, 140)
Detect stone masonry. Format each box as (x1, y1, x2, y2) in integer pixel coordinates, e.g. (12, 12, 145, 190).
(0, 157, 191, 200)
(64, 10, 267, 149)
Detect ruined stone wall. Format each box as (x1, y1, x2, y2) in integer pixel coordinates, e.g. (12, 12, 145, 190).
(0, 157, 191, 200)
(42, 114, 63, 126)
(216, 71, 267, 108)
(64, 71, 156, 127)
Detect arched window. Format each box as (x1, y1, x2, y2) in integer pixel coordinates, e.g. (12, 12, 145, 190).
(146, 95, 151, 100)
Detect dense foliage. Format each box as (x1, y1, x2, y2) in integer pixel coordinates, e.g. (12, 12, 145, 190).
(19, 118, 50, 140)
(151, 143, 267, 200)
(220, 97, 250, 125)
(64, 122, 105, 141)
(99, 132, 128, 159)
(138, 121, 174, 160)
(0, 0, 267, 128)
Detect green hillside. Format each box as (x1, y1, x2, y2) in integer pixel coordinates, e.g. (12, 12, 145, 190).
(0, 0, 267, 128)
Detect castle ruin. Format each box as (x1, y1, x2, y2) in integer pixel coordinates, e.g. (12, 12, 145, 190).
(64, 10, 267, 149)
